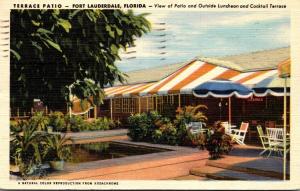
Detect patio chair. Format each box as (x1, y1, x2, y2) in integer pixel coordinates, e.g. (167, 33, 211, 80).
(186, 122, 205, 134)
(257, 125, 271, 156)
(229, 122, 249, 145)
(266, 128, 289, 157)
(221, 121, 231, 134)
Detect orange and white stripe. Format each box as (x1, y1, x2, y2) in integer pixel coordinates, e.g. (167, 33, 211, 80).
(104, 60, 281, 98)
(123, 82, 156, 97)
(157, 61, 207, 94)
(104, 85, 130, 96)
(239, 70, 278, 86)
(180, 66, 229, 94)
(106, 84, 142, 98)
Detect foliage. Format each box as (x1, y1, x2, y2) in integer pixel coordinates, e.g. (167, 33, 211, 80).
(127, 111, 162, 142)
(65, 115, 85, 132)
(86, 117, 112, 131)
(110, 119, 122, 129)
(10, 9, 151, 110)
(189, 132, 206, 149)
(10, 120, 22, 133)
(127, 113, 150, 141)
(174, 105, 208, 146)
(43, 134, 71, 161)
(64, 114, 116, 132)
(10, 120, 48, 177)
(175, 105, 208, 124)
(128, 107, 209, 146)
(29, 112, 49, 131)
(156, 121, 177, 145)
(205, 121, 233, 160)
(48, 111, 66, 132)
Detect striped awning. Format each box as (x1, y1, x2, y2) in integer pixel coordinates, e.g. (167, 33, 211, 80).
(104, 59, 282, 98)
(253, 72, 290, 97)
(139, 60, 277, 96)
(104, 82, 156, 98)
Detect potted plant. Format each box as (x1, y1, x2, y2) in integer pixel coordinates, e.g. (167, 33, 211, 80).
(44, 134, 71, 171)
(10, 120, 48, 178)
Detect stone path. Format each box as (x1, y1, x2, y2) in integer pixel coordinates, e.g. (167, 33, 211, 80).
(181, 144, 290, 180)
(46, 140, 209, 180)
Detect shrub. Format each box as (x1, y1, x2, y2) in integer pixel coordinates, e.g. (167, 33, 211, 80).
(127, 113, 150, 141)
(89, 117, 111, 131)
(65, 115, 85, 132)
(29, 112, 49, 131)
(48, 112, 66, 132)
(152, 129, 163, 143)
(127, 111, 163, 142)
(159, 122, 177, 145)
(108, 119, 122, 129)
(174, 120, 191, 146)
(128, 107, 208, 146)
(145, 111, 162, 140)
(189, 132, 206, 149)
(205, 121, 233, 160)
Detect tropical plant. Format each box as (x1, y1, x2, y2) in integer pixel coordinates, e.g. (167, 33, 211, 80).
(174, 105, 208, 146)
(158, 122, 177, 145)
(10, 120, 48, 177)
(43, 134, 71, 162)
(189, 132, 206, 149)
(65, 115, 85, 132)
(10, 10, 151, 111)
(175, 105, 208, 124)
(29, 112, 49, 131)
(48, 111, 66, 132)
(90, 117, 111, 131)
(205, 121, 233, 159)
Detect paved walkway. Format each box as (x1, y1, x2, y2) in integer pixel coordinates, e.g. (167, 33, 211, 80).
(47, 140, 209, 180)
(221, 144, 290, 175)
(184, 144, 290, 180)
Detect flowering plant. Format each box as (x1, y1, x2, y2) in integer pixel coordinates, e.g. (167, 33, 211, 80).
(205, 121, 233, 159)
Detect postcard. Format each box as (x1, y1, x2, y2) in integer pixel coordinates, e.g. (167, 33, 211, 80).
(1, 0, 300, 190)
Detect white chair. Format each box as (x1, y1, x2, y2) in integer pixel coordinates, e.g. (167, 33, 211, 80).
(257, 125, 271, 156)
(221, 121, 231, 134)
(186, 122, 205, 134)
(266, 128, 289, 157)
(229, 122, 249, 145)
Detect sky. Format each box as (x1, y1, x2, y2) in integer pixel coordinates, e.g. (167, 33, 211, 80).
(116, 11, 290, 72)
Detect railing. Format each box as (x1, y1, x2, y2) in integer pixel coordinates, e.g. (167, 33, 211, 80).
(10, 106, 49, 120)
